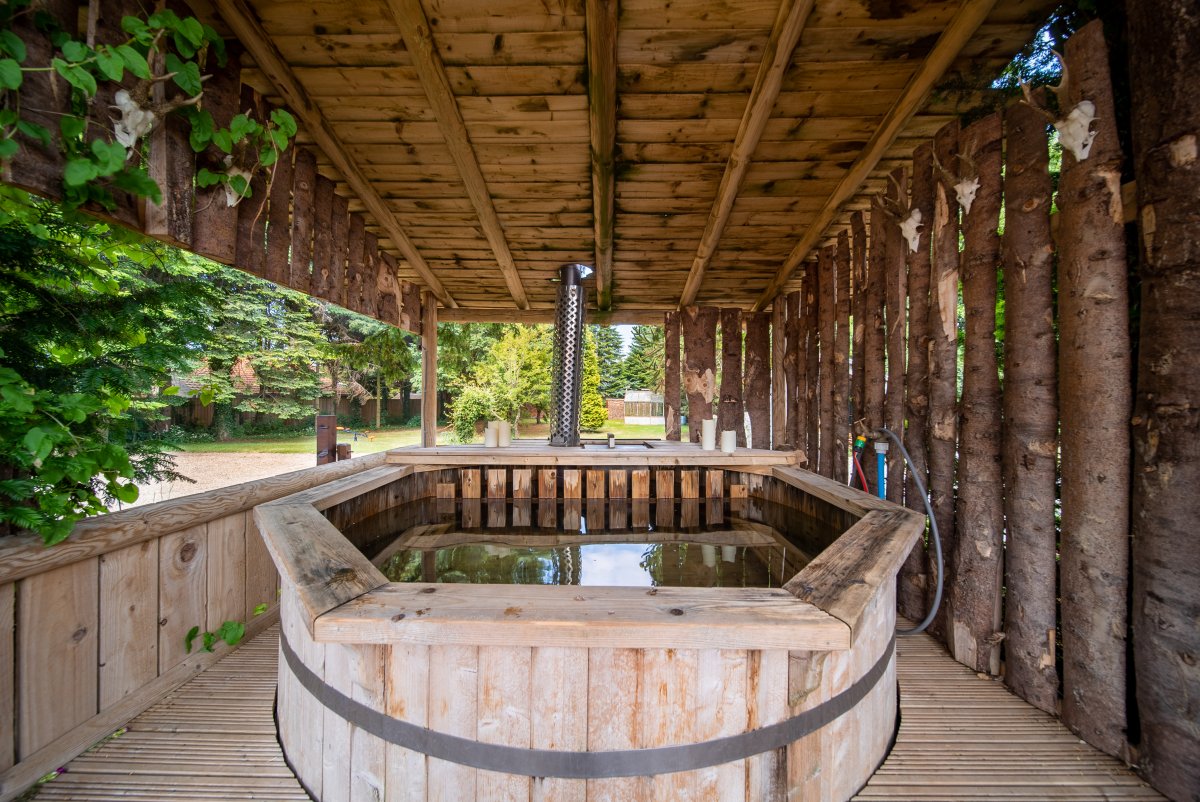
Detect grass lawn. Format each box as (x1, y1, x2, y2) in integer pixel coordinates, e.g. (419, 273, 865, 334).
(176, 419, 690, 453)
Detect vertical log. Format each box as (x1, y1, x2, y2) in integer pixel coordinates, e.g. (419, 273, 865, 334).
(346, 214, 366, 313)
(400, 278, 423, 334)
(948, 113, 1004, 675)
(363, 233, 381, 320)
(682, 306, 718, 443)
(145, 23, 195, 252)
(664, 311, 682, 441)
(862, 198, 888, 491)
(818, 246, 836, 478)
(745, 312, 772, 449)
(883, 166, 909, 505)
(771, 300, 787, 448)
(264, 144, 294, 286)
(1128, 3, 1200, 795)
(191, 51, 242, 265)
(899, 143, 935, 621)
(851, 211, 868, 441)
(1001, 96, 1059, 714)
(1057, 20, 1130, 759)
(833, 229, 851, 484)
(717, 309, 745, 446)
(289, 149, 317, 293)
(311, 175, 336, 299)
(329, 193, 350, 307)
(234, 99, 269, 280)
(803, 274, 820, 465)
(785, 290, 803, 451)
(927, 119, 961, 641)
(421, 292, 438, 448)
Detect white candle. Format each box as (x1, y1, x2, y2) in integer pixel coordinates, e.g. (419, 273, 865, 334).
(701, 544, 717, 568)
(721, 430, 737, 454)
(497, 420, 512, 447)
(722, 545, 737, 563)
(701, 418, 717, 451)
(484, 422, 498, 448)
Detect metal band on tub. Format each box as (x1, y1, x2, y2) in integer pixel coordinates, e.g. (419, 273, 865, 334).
(279, 631, 895, 779)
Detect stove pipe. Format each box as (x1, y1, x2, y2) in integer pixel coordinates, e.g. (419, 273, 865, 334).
(549, 263, 588, 447)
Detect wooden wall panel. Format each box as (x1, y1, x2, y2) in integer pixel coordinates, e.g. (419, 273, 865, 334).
(245, 511, 280, 619)
(158, 525, 208, 672)
(99, 541, 159, 710)
(0, 583, 12, 772)
(206, 514, 247, 631)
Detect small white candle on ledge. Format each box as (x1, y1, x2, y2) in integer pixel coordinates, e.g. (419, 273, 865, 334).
(701, 418, 717, 451)
(721, 430, 737, 454)
(497, 420, 512, 447)
(484, 422, 499, 448)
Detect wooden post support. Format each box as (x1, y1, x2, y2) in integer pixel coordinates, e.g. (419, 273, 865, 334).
(883, 166, 908, 505)
(234, 88, 269, 279)
(311, 175, 336, 300)
(861, 197, 888, 497)
(817, 246, 836, 478)
(784, 290, 802, 451)
(190, 51, 241, 265)
(771, 300, 787, 448)
(1001, 96, 1059, 715)
(289, 149, 317, 294)
(1057, 21, 1130, 759)
(948, 113, 1004, 676)
(316, 415, 337, 466)
(421, 292, 438, 448)
(717, 309, 745, 446)
(850, 211, 868, 442)
(744, 312, 772, 450)
(664, 311, 682, 441)
(329, 193, 350, 307)
(927, 119, 961, 640)
(833, 230, 851, 485)
(803, 277, 820, 464)
(681, 306, 718, 444)
(264, 144, 294, 287)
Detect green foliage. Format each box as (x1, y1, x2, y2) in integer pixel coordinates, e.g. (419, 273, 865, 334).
(579, 328, 607, 431)
(184, 619, 245, 653)
(449, 385, 495, 443)
(435, 323, 513, 396)
(449, 326, 554, 442)
(623, 325, 666, 393)
(590, 324, 628, 399)
(0, 188, 216, 543)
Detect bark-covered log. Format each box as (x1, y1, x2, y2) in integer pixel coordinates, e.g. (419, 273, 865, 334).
(862, 198, 888, 493)
(851, 211, 868, 445)
(927, 120, 961, 642)
(234, 90, 269, 278)
(664, 311, 682, 441)
(834, 229, 852, 484)
(786, 289, 804, 452)
(948, 113, 1004, 676)
(289, 149, 317, 293)
(771, 301, 787, 448)
(191, 51, 243, 265)
(1128, 4, 1200, 797)
(329, 192, 350, 306)
(1057, 20, 1131, 760)
(264, 144, 295, 286)
(718, 308, 746, 446)
(745, 312, 772, 449)
(884, 166, 909, 505)
(1001, 95, 1059, 715)
(818, 246, 837, 477)
(682, 306, 718, 443)
(804, 272, 821, 466)
(899, 142, 935, 621)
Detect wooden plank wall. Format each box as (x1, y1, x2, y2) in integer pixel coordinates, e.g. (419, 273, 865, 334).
(3, 1, 422, 335)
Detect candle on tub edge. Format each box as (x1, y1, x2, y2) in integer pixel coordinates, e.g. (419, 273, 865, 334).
(484, 421, 499, 448)
(721, 430, 737, 454)
(701, 418, 717, 451)
(497, 420, 512, 447)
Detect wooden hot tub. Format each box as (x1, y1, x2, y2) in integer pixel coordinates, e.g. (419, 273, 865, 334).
(255, 444, 923, 802)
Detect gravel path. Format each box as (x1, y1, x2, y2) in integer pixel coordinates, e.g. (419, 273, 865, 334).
(126, 452, 317, 508)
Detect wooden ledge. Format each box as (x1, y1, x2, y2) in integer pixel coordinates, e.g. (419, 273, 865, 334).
(314, 583, 850, 651)
(386, 442, 804, 468)
(770, 464, 897, 518)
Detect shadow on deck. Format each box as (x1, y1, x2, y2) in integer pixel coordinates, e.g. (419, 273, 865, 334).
(31, 625, 1161, 802)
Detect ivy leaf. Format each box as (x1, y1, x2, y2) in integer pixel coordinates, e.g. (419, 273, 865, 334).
(16, 120, 51, 147)
(215, 620, 246, 647)
(94, 48, 124, 82)
(110, 167, 162, 203)
(116, 44, 150, 79)
(228, 113, 255, 140)
(0, 137, 17, 159)
(111, 481, 139, 504)
(259, 145, 277, 166)
(91, 139, 128, 174)
(211, 129, 233, 154)
(164, 53, 202, 95)
(253, 603, 268, 616)
(184, 625, 200, 654)
(59, 115, 86, 141)
(52, 58, 97, 96)
(22, 426, 46, 457)
(228, 172, 249, 198)
(63, 158, 99, 187)
(185, 108, 214, 152)
(0, 30, 27, 63)
(0, 58, 22, 90)
(270, 109, 297, 138)
(1, 385, 35, 413)
(269, 128, 290, 153)
(161, 384, 180, 396)
(121, 15, 150, 41)
(60, 40, 89, 62)
(195, 167, 224, 187)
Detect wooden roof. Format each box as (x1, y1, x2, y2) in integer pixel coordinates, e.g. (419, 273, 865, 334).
(203, 0, 1056, 321)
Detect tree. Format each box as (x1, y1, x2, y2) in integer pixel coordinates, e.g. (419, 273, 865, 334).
(623, 325, 665, 392)
(590, 324, 627, 399)
(329, 318, 418, 429)
(0, 188, 216, 543)
(449, 326, 553, 442)
(579, 328, 607, 431)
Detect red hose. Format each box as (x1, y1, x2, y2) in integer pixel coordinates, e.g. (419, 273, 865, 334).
(852, 454, 870, 493)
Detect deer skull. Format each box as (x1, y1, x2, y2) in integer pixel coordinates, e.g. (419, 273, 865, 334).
(899, 208, 923, 253)
(954, 177, 981, 216)
(111, 89, 157, 152)
(1055, 100, 1098, 162)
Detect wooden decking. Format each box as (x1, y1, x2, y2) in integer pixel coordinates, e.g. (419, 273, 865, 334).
(31, 624, 1161, 802)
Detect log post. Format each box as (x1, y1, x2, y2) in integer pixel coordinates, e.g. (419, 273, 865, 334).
(1057, 20, 1131, 759)
(785, 290, 803, 451)
(310, 175, 336, 299)
(329, 193, 350, 307)
(1001, 95, 1059, 715)
(717, 309, 746, 446)
(883, 166, 908, 504)
(664, 311, 682, 441)
(745, 312, 772, 450)
(234, 88, 269, 278)
(861, 198, 888, 492)
(421, 291, 438, 447)
(948, 113, 1004, 675)
(898, 143, 934, 622)
(289, 149, 317, 294)
(771, 301, 787, 448)
(1128, 2, 1200, 795)
(803, 272, 820, 465)
(927, 119, 961, 641)
(850, 211, 868, 441)
(191, 51, 242, 265)
(682, 306, 718, 443)
(833, 229, 852, 484)
(818, 246, 836, 477)
(264, 145, 295, 286)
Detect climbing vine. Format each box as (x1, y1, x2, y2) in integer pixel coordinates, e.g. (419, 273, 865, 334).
(0, 0, 295, 211)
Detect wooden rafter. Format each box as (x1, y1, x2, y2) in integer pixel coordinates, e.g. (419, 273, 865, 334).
(678, 0, 816, 309)
(385, 0, 530, 311)
(212, 0, 454, 308)
(752, 0, 1000, 311)
(586, 0, 617, 311)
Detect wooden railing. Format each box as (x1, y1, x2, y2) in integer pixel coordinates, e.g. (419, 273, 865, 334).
(0, 451, 389, 802)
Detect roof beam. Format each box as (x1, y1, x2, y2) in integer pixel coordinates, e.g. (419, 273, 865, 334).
(385, 0, 530, 310)
(212, 0, 456, 309)
(678, 0, 816, 308)
(586, 0, 617, 311)
(752, 0, 1000, 311)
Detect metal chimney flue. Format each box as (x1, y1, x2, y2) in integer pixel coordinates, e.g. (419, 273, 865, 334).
(549, 263, 589, 447)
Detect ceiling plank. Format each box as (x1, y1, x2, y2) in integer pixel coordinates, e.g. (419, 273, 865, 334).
(439, 307, 667, 325)
(678, 0, 816, 308)
(384, 0, 531, 310)
(586, 0, 617, 311)
(212, 0, 457, 309)
(753, 0, 1000, 311)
